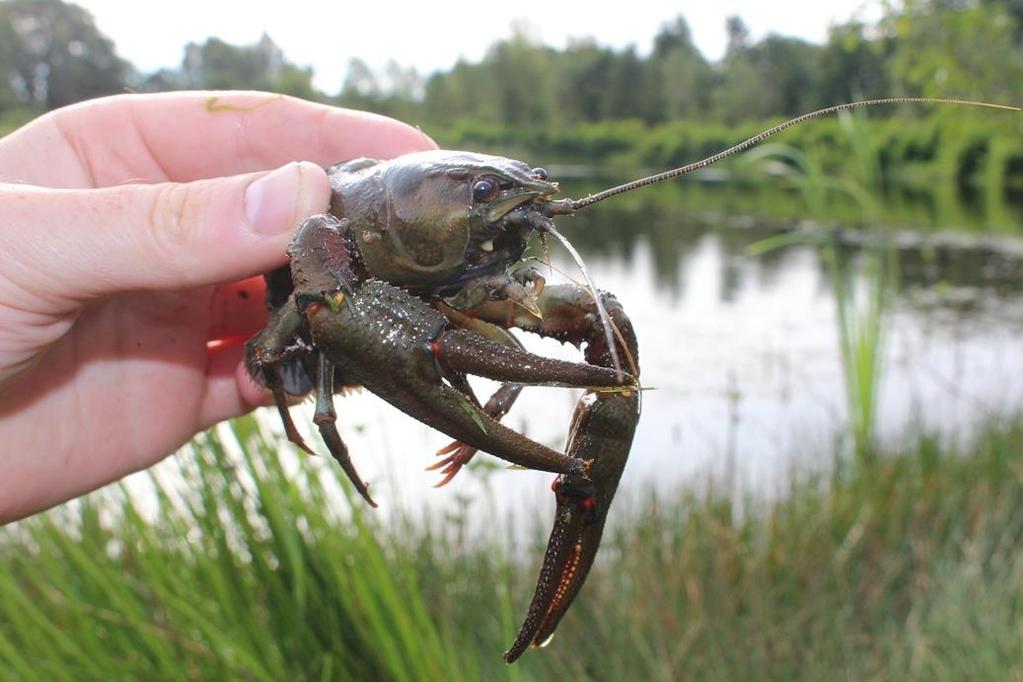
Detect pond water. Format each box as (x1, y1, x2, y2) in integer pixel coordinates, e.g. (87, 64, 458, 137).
(246, 180, 1023, 525)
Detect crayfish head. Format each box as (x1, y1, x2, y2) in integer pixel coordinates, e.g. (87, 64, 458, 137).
(429, 151, 562, 285)
(330, 150, 561, 293)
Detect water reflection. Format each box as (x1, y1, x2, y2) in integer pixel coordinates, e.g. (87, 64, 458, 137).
(561, 181, 1023, 296)
(255, 185, 1023, 527)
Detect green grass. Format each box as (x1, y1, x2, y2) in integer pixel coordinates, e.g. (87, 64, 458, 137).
(3, 414, 1023, 680)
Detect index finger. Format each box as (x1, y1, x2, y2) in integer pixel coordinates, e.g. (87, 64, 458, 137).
(0, 91, 438, 188)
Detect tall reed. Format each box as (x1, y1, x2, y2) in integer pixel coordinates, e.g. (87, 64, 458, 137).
(746, 111, 895, 461)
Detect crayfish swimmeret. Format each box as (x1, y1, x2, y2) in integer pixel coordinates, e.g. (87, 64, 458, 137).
(244, 98, 1019, 662)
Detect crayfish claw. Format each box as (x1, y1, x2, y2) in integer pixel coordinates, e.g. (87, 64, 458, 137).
(505, 389, 639, 662)
(280, 409, 316, 456)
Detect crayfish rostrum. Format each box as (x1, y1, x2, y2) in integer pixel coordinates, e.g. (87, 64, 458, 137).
(245, 98, 1019, 662)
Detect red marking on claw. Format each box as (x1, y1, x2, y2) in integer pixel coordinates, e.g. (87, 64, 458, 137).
(549, 543, 584, 617)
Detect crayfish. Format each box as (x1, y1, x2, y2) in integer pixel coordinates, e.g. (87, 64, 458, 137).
(244, 98, 1018, 662)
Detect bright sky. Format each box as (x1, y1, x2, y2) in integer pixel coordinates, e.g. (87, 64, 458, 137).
(76, 0, 884, 92)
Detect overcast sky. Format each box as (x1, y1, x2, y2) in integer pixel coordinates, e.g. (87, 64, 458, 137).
(75, 0, 884, 92)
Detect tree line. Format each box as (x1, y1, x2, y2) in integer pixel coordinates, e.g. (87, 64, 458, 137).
(1, 0, 1021, 129)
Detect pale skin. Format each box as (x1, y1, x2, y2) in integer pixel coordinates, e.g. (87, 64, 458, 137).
(0, 91, 437, 522)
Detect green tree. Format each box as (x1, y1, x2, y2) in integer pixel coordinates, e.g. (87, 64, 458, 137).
(0, 11, 19, 108)
(725, 15, 752, 55)
(753, 35, 820, 114)
(338, 58, 424, 122)
(984, 0, 1023, 38)
(555, 39, 616, 123)
(884, 0, 1023, 101)
(0, 0, 127, 110)
(815, 21, 892, 105)
(338, 57, 379, 101)
(422, 58, 501, 124)
(713, 16, 823, 121)
(712, 16, 768, 122)
(485, 28, 557, 126)
(422, 67, 461, 123)
(180, 33, 319, 100)
(649, 16, 714, 121)
(601, 46, 658, 122)
(140, 67, 187, 93)
(712, 57, 765, 123)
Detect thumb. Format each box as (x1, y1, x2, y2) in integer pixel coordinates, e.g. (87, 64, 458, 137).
(0, 162, 329, 306)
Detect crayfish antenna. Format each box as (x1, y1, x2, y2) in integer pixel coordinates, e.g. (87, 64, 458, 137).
(544, 225, 624, 380)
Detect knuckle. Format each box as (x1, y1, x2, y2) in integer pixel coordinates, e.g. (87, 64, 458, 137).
(146, 182, 204, 270)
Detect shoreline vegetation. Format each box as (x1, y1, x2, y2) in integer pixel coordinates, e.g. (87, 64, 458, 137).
(432, 110, 1023, 196)
(1, 415, 1022, 680)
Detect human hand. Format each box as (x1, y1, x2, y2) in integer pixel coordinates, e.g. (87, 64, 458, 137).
(0, 91, 436, 521)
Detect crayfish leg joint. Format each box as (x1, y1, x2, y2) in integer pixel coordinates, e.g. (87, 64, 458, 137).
(325, 291, 346, 312)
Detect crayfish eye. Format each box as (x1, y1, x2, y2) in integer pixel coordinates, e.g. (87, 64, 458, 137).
(531, 167, 548, 181)
(472, 178, 499, 203)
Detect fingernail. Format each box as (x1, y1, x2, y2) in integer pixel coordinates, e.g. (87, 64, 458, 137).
(245, 163, 304, 237)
